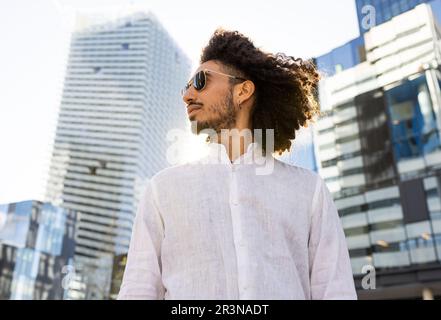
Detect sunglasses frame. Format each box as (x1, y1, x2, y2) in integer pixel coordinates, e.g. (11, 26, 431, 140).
(181, 69, 247, 96)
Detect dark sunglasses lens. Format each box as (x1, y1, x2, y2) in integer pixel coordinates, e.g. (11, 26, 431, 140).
(193, 71, 206, 90)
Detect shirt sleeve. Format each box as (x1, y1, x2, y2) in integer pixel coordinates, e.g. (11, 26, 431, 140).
(117, 180, 166, 300)
(308, 176, 358, 300)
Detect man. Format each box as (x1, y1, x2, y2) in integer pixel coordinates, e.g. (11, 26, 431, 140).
(117, 29, 357, 300)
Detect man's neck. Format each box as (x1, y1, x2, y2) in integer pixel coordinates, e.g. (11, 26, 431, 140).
(209, 112, 254, 162)
(215, 128, 254, 163)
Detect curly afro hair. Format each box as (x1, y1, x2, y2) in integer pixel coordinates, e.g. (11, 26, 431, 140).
(200, 28, 321, 155)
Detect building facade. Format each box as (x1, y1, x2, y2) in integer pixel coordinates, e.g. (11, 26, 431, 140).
(355, 0, 435, 34)
(0, 201, 76, 299)
(315, 3, 441, 299)
(44, 12, 191, 299)
(317, 0, 441, 77)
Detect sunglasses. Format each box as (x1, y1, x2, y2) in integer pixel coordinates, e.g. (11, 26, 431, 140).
(181, 69, 247, 96)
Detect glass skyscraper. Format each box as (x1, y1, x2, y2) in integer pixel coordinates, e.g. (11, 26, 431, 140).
(315, 2, 441, 299)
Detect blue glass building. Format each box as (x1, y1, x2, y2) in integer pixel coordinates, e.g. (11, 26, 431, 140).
(316, 0, 441, 76)
(315, 36, 366, 77)
(356, 0, 432, 34)
(355, 0, 441, 34)
(0, 201, 77, 299)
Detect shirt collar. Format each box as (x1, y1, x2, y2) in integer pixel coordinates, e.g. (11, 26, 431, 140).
(204, 142, 270, 165)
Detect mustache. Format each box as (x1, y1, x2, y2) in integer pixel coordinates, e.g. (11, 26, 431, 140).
(187, 102, 203, 107)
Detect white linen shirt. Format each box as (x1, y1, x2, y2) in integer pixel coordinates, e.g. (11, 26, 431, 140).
(117, 142, 357, 300)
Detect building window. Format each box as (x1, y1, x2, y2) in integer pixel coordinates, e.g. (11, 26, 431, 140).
(121, 43, 130, 50)
(386, 75, 440, 161)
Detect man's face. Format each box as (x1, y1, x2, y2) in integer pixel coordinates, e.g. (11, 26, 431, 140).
(182, 60, 237, 135)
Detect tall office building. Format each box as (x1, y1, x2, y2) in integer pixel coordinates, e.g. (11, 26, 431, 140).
(45, 12, 191, 299)
(315, 2, 441, 299)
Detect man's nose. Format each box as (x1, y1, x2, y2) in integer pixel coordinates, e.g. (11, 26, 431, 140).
(182, 85, 197, 105)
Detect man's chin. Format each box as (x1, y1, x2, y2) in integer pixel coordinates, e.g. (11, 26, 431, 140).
(190, 120, 216, 136)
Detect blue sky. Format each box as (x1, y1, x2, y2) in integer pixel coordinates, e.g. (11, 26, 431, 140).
(0, 0, 359, 203)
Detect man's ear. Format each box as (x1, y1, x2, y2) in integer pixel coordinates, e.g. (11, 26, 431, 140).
(236, 80, 255, 105)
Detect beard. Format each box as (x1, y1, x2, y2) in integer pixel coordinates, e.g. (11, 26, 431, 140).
(191, 90, 237, 137)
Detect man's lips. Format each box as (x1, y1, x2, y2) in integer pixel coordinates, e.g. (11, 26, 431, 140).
(187, 104, 202, 115)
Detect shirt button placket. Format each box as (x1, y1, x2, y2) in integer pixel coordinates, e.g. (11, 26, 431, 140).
(229, 165, 248, 298)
